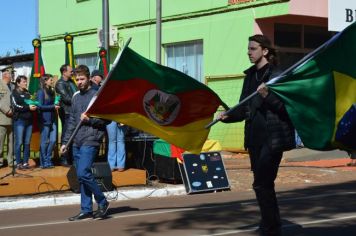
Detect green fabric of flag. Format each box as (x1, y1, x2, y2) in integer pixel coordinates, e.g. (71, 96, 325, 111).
(268, 22, 356, 151)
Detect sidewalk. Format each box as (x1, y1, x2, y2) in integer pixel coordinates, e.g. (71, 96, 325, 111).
(1, 148, 354, 211)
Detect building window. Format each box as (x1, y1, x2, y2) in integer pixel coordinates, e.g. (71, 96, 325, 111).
(165, 40, 203, 83)
(75, 53, 97, 73)
(274, 23, 334, 70)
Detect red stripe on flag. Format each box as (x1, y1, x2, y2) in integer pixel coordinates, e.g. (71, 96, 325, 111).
(34, 48, 39, 75)
(88, 78, 220, 126)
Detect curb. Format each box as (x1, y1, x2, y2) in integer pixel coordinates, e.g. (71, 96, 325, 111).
(0, 185, 186, 211)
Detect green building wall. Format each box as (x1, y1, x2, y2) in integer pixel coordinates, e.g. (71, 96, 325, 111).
(39, 0, 290, 150)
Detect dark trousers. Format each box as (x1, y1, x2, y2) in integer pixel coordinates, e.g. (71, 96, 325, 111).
(249, 143, 283, 236)
(59, 111, 72, 163)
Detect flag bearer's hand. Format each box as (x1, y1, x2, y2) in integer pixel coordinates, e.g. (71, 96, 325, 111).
(257, 83, 269, 98)
(80, 113, 89, 122)
(60, 145, 67, 154)
(217, 111, 229, 121)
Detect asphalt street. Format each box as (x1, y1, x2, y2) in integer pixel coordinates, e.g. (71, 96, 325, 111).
(1, 180, 356, 236)
(1, 148, 356, 235)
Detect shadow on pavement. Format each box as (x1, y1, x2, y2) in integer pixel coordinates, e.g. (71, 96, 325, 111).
(124, 180, 356, 236)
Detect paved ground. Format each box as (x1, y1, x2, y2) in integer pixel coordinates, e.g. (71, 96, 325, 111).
(1, 148, 355, 211)
(223, 149, 355, 192)
(1, 179, 356, 236)
(1, 148, 356, 235)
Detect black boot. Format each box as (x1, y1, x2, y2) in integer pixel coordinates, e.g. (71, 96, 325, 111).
(254, 186, 281, 236)
(68, 212, 93, 221)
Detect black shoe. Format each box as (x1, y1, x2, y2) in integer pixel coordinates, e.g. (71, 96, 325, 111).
(68, 212, 93, 221)
(93, 201, 110, 219)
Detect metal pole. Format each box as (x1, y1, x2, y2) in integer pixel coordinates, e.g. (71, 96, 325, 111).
(102, 0, 110, 63)
(35, 0, 39, 37)
(156, 0, 162, 64)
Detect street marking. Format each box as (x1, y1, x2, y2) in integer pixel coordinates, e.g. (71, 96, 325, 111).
(1, 191, 356, 231)
(197, 214, 356, 235)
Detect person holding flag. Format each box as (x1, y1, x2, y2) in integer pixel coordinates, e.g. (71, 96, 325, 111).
(60, 65, 109, 221)
(218, 35, 295, 236)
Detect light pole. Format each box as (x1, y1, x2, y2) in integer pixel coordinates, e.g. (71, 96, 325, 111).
(102, 0, 110, 63)
(156, 0, 162, 64)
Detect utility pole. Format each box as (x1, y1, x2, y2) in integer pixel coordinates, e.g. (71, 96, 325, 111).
(102, 0, 110, 63)
(156, 0, 162, 64)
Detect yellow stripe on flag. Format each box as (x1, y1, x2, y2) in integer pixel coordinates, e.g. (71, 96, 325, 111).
(90, 113, 212, 154)
(68, 44, 74, 68)
(332, 71, 356, 143)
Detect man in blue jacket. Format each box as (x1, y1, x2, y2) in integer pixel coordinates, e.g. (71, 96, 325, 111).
(60, 65, 109, 221)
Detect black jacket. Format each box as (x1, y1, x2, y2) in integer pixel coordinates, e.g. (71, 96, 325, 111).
(62, 87, 109, 147)
(11, 89, 33, 123)
(55, 77, 77, 115)
(223, 64, 295, 153)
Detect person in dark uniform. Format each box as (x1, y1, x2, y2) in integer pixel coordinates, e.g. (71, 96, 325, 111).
(0, 65, 15, 167)
(218, 35, 295, 236)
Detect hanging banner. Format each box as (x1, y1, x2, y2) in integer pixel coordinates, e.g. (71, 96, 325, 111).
(64, 34, 76, 68)
(28, 39, 45, 95)
(98, 47, 109, 77)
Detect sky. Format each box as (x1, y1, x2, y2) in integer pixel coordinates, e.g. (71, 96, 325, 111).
(0, 0, 37, 57)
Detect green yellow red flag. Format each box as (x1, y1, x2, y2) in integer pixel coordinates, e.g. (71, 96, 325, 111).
(28, 39, 45, 95)
(64, 34, 76, 68)
(86, 46, 226, 154)
(28, 38, 46, 152)
(268, 22, 356, 151)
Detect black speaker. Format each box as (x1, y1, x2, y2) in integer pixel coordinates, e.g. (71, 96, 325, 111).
(67, 162, 113, 193)
(155, 155, 182, 183)
(126, 140, 155, 177)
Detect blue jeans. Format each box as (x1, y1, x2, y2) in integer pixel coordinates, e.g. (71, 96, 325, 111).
(40, 123, 57, 167)
(14, 119, 32, 165)
(106, 122, 126, 170)
(72, 145, 107, 213)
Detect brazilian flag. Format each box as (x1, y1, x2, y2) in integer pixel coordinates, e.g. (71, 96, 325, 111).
(269, 22, 356, 151)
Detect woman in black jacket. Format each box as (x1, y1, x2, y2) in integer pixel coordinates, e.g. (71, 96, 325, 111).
(11, 75, 37, 169)
(219, 35, 295, 236)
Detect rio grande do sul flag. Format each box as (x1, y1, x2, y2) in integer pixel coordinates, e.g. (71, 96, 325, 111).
(28, 39, 45, 95)
(268, 22, 356, 151)
(86, 46, 226, 154)
(28, 38, 46, 152)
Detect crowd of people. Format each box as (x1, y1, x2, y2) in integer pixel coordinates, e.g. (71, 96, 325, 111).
(1, 63, 126, 220)
(0, 64, 126, 172)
